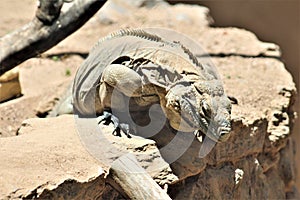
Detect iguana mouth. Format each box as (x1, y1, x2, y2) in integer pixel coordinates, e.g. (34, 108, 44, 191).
(196, 117, 231, 142)
(179, 98, 229, 142)
(217, 126, 231, 141)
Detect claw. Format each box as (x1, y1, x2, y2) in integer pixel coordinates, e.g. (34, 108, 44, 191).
(194, 130, 204, 142)
(97, 111, 131, 138)
(112, 127, 122, 137)
(119, 123, 132, 138)
(97, 111, 113, 124)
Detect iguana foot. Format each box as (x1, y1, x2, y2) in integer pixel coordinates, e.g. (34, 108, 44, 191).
(97, 111, 132, 138)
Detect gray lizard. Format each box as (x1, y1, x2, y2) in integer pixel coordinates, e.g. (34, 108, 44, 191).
(50, 29, 232, 142)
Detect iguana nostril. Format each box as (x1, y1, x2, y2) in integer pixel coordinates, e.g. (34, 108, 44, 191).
(220, 131, 227, 137)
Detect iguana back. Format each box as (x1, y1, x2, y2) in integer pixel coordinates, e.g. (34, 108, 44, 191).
(72, 29, 215, 115)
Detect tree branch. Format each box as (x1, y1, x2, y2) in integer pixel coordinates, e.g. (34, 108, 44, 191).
(109, 154, 172, 200)
(0, 0, 107, 76)
(36, 0, 64, 24)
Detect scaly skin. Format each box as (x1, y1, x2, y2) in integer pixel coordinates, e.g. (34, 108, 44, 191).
(51, 29, 232, 142)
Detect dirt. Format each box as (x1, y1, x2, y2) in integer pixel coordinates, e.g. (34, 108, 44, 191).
(0, 0, 35, 37)
(0, 0, 298, 199)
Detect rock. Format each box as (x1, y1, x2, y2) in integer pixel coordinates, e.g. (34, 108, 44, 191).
(125, 0, 168, 8)
(96, 0, 169, 25)
(0, 56, 81, 137)
(19, 56, 80, 97)
(0, 67, 21, 103)
(197, 28, 281, 56)
(0, 0, 298, 199)
(278, 138, 297, 194)
(0, 116, 104, 199)
(0, 96, 40, 137)
(0, 115, 178, 199)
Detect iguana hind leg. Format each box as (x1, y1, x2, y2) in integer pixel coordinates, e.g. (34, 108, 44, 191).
(47, 84, 73, 117)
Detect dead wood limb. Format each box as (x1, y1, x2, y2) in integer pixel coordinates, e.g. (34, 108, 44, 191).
(108, 154, 172, 200)
(0, 0, 107, 76)
(36, 0, 64, 24)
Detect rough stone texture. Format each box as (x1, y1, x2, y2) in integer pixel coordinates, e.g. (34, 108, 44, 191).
(0, 0, 298, 199)
(0, 56, 81, 137)
(0, 67, 21, 103)
(0, 115, 177, 199)
(0, 116, 105, 199)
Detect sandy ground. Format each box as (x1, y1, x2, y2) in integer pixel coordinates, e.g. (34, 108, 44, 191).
(0, 0, 35, 37)
(1, 0, 299, 192)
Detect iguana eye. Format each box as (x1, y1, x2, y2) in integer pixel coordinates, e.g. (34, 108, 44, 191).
(173, 102, 180, 111)
(172, 100, 181, 111)
(166, 98, 181, 111)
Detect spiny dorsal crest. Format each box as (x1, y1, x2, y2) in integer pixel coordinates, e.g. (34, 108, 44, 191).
(91, 29, 202, 69)
(173, 41, 202, 69)
(92, 29, 162, 51)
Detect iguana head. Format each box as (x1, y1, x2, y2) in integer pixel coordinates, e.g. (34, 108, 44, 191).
(164, 80, 232, 142)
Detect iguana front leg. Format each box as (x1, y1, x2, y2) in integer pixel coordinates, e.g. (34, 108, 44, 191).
(99, 63, 160, 108)
(100, 63, 143, 99)
(97, 64, 146, 137)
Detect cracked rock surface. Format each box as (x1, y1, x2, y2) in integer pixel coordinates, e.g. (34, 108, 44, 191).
(0, 0, 298, 199)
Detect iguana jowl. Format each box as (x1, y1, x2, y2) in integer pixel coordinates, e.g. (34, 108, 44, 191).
(54, 29, 232, 142)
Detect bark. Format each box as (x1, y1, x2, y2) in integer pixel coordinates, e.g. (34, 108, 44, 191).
(0, 0, 107, 76)
(109, 154, 172, 200)
(36, 0, 64, 24)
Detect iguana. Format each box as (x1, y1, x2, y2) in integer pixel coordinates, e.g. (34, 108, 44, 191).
(50, 29, 232, 142)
